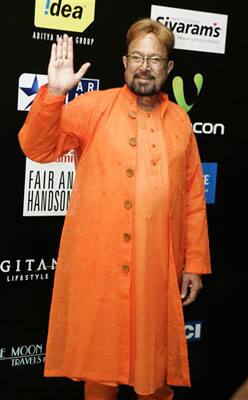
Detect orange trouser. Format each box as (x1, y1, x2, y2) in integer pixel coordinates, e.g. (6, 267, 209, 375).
(84, 380, 174, 399)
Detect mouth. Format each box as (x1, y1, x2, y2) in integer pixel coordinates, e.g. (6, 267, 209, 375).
(138, 77, 151, 80)
(134, 73, 154, 80)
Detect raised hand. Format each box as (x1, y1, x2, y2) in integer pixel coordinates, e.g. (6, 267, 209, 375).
(48, 34, 91, 96)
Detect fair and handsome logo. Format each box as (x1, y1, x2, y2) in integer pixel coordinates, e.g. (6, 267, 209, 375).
(34, 0, 96, 33)
(18, 73, 99, 111)
(23, 152, 76, 216)
(202, 162, 218, 204)
(151, 5, 228, 54)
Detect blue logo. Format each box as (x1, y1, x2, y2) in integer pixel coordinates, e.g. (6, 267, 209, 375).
(18, 73, 99, 111)
(66, 78, 99, 102)
(202, 162, 218, 204)
(185, 321, 203, 342)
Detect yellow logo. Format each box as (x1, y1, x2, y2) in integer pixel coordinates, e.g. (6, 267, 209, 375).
(34, 0, 95, 33)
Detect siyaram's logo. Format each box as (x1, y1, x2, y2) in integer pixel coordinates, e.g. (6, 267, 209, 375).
(151, 5, 228, 54)
(34, 0, 96, 33)
(172, 73, 203, 112)
(158, 15, 221, 39)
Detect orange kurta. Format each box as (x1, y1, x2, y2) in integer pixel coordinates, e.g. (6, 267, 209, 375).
(18, 84, 211, 395)
(129, 106, 170, 393)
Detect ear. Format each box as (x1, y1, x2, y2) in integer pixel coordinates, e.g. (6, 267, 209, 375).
(123, 55, 127, 69)
(166, 60, 174, 76)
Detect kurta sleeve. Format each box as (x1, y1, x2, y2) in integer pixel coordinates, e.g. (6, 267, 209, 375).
(184, 130, 211, 274)
(18, 84, 95, 163)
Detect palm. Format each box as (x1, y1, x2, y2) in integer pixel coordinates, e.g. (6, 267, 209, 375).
(48, 35, 90, 95)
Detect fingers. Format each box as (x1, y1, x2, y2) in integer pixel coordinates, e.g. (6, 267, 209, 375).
(75, 62, 91, 81)
(51, 34, 72, 61)
(181, 273, 203, 306)
(180, 277, 189, 301)
(62, 34, 69, 59)
(182, 285, 198, 306)
(67, 36, 73, 62)
(50, 43, 57, 62)
(57, 35, 63, 59)
(48, 33, 90, 94)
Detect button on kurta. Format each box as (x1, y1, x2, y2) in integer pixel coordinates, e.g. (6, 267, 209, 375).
(129, 137, 137, 146)
(126, 168, 134, 177)
(124, 200, 132, 209)
(122, 264, 130, 272)
(129, 111, 137, 119)
(123, 233, 131, 242)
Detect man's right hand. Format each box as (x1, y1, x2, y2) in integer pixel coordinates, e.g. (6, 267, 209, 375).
(48, 34, 91, 96)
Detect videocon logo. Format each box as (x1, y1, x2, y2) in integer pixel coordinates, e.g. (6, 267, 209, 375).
(34, 0, 95, 33)
(172, 73, 203, 112)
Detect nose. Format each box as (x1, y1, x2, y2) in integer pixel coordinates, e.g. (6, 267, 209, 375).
(139, 58, 150, 71)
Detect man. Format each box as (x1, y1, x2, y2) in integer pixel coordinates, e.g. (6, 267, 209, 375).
(18, 18, 211, 400)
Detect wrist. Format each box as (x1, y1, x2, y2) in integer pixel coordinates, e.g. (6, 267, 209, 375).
(47, 86, 67, 97)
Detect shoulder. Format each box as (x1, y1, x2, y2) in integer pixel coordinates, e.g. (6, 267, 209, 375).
(76, 87, 122, 104)
(63, 87, 122, 117)
(166, 99, 193, 136)
(167, 100, 192, 125)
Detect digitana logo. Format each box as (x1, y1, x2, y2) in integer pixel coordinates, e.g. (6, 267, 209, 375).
(172, 73, 203, 112)
(34, 0, 96, 33)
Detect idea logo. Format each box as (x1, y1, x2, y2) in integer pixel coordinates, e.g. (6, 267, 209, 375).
(34, 0, 96, 33)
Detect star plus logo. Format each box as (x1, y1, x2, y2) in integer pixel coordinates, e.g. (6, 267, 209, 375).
(17, 73, 100, 111)
(18, 73, 48, 111)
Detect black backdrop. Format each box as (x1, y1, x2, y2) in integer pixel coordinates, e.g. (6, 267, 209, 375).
(0, 1, 247, 399)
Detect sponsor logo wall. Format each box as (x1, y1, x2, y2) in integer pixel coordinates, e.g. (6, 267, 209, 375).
(1, 1, 242, 399)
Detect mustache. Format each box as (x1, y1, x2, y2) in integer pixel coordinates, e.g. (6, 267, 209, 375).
(133, 72, 155, 80)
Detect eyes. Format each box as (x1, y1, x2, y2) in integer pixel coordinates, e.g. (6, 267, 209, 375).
(126, 55, 168, 68)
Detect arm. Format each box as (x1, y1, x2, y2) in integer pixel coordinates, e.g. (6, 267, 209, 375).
(181, 131, 211, 305)
(18, 34, 91, 163)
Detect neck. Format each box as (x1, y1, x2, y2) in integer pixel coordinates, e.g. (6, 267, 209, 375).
(137, 94, 161, 111)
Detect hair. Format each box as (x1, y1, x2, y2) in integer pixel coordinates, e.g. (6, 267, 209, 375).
(126, 18, 175, 57)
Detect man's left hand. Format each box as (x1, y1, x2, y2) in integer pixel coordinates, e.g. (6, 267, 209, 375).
(180, 273, 203, 306)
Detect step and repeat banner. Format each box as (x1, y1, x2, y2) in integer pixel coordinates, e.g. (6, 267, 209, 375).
(0, 1, 246, 399)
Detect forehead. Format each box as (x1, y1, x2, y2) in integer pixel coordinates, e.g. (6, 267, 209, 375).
(128, 32, 166, 56)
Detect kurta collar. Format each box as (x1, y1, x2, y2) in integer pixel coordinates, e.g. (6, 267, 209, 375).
(122, 84, 169, 118)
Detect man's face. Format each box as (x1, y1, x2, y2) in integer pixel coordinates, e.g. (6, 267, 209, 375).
(123, 33, 174, 96)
